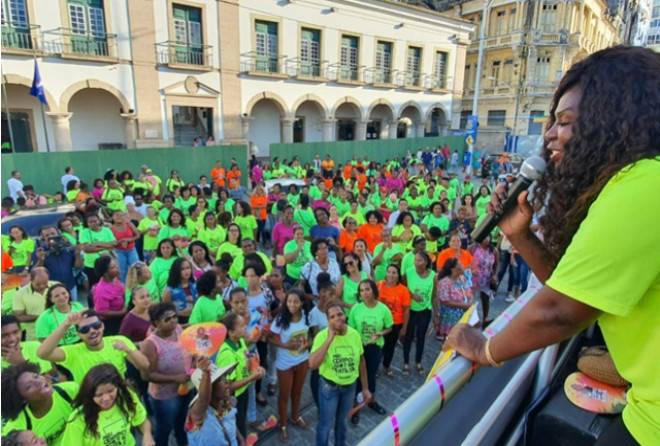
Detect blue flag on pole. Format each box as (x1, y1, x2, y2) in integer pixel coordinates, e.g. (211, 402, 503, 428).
(29, 60, 48, 105)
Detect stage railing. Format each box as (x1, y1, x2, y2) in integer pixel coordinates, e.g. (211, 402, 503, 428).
(358, 287, 547, 446)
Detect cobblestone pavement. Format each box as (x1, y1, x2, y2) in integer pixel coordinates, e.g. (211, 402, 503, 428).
(253, 294, 513, 446)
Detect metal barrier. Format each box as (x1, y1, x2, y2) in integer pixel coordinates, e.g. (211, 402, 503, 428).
(359, 287, 544, 446)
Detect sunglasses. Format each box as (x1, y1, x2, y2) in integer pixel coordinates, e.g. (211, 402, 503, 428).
(78, 321, 103, 334)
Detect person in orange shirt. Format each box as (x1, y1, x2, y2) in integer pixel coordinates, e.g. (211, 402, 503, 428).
(321, 154, 335, 178)
(210, 160, 226, 188)
(1, 250, 13, 273)
(378, 264, 411, 376)
(357, 210, 385, 253)
(436, 233, 473, 271)
(226, 164, 242, 190)
(338, 217, 359, 255)
(342, 163, 353, 181)
(355, 168, 368, 192)
(250, 183, 268, 245)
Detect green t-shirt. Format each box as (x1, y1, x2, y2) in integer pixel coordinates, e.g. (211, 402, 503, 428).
(311, 326, 363, 386)
(102, 188, 127, 212)
(158, 207, 171, 225)
(1, 341, 52, 373)
(373, 242, 404, 282)
(79, 227, 116, 269)
(228, 252, 272, 281)
(294, 207, 317, 237)
(149, 256, 177, 296)
(406, 269, 436, 311)
(545, 158, 660, 445)
(137, 217, 160, 251)
(217, 242, 242, 261)
(66, 189, 80, 202)
(61, 389, 146, 446)
(59, 335, 137, 382)
(341, 272, 368, 306)
(62, 232, 78, 246)
(400, 251, 415, 277)
(421, 214, 450, 246)
(462, 182, 475, 197)
(1, 381, 79, 446)
(35, 302, 85, 345)
(392, 224, 422, 252)
(8, 238, 35, 267)
(157, 225, 189, 242)
(234, 215, 257, 240)
(475, 195, 491, 218)
(335, 200, 351, 218)
(175, 196, 196, 214)
(348, 302, 393, 347)
(309, 186, 322, 200)
(189, 295, 226, 324)
(166, 178, 184, 193)
(344, 211, 366, 226)
(283, 239, 312, 280)
(287, 193, 300, 207)
(197, 225, 227, 255)
(124, 278, 160, 305)
(216, 338, 250, 396)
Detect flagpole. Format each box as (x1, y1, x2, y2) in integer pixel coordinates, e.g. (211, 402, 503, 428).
(1, 67, 17, 153)
(32, 55, 51, 152)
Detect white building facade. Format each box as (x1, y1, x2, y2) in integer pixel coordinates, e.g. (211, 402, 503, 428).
(1, 0, 472, 154)
(238, 0, 473, 155)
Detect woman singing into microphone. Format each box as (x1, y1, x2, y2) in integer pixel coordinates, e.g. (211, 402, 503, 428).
(445, 46, 660, 446)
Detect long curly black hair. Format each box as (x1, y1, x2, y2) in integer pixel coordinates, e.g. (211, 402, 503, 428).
(534, 46, 660, 263)
(72, 363, 136, 438)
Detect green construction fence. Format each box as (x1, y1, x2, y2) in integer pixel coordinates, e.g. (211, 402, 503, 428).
(1, 145, 249, 197)
(270, 136, 466, 166)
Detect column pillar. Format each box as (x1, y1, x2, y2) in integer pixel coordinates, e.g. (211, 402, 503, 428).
(120, 113, 138, 148)
(405, 123, 413, 138)
(322, 118, 335, 141)
(380, 120, 391, 139)
(389, 120, 399, 139)
(415, 123, 426, 138)
(46, 112, 73, 151)
(355, 120, 368, 141)
(240, 116, 253, 139)
(281, 117, 295, 143)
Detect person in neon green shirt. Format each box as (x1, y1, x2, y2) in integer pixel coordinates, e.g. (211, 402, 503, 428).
(446, 50, 660, 445)
(35, 284, 85, 345)
(372, 228, 404, 281)
(309, 303, 372, 444)
(283, 228, 312, 283)
(336, 253, 369, 307)
(175, 187, 196, 215)
(475, 185, 492, 218)
(1, 362, 79, 446)
(294, 196, 317, 237)
(189, 270, 226, 324)
(216, 312, 265, 438)
(5, 226, 35, 270)
(166, 170, 184, 193)
(421, 202, 450, 247)
(101, 180, 127, 213)
(391, 212, 422, 252)
(60, 363, 153, 446)
(79, 214, 116, 272)
(1, 316, 54, 374)
(233, 201, 257, 241)
(228, 239, 272, 281)
(157, 209, 190, 244)
(137, 206, 160, 261)
(197, 212, 226, 257)
(36, 309, 150, 383)
(343, 201, 366, 226)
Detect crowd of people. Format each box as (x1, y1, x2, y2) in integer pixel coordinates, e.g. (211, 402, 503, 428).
(1, 149, 526, 446)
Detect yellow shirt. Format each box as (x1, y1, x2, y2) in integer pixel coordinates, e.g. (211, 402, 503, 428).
(546, 158, 660, 445)
(12, 281, 57, 340)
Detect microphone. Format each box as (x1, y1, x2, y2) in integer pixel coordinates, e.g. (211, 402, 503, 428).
(471, 156, 546, 243)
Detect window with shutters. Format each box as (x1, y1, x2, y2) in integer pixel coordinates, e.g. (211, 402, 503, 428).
(433, 51, 448, 89)
(340, 35, 359, 81)
(1, 0, 33, 49)
(406, 46, 422, 86)
(300, 28, 320, 77)
(502, 59, 513, 84)
(494, 11, 506, 35)
(255, 20, 278, 73)
(69, 4, 86, 35)
(541, 3, 557, 33)
(509, 9, 517, 32)
(490, 60, 501, 86)
(535, 56, 550, 83)
(375, 40, 393, 83)
(172, 4, 204, 65)
(66, 0, 109, 55)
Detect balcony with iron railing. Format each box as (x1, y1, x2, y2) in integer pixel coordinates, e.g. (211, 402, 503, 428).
(468, 30, 525, 52)
(240, 51, 288, 78)
(1, 24, 40, 54)
(156, 41, 213, 70)
(41, 28, 117, 61)
(283, 57, 327, 80)
(396, 70, 424, 90)
(363, 67, 395, 87)
(424, 73, 449, 92)
(325, 62, 364, 84)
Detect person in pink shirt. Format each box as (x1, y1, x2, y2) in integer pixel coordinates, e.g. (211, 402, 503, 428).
(251, 162, 264, 187)
(92, 255, 127, 336)
(91, 178, 105, 200)
(272, 206, 298, 255)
